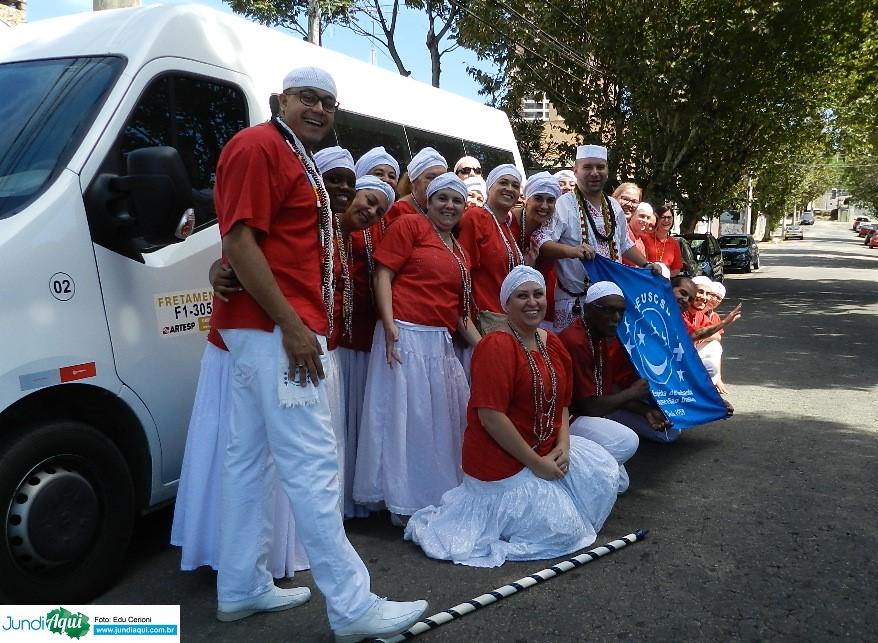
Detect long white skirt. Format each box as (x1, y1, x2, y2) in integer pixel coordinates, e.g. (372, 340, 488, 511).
(404, 435, 619, 568)
(171, 343, 309, 577)
(335, 347, 371, 518)
(354, 321, 469, 516)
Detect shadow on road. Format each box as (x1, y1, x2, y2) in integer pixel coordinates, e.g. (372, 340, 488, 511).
(758, 249, 878, 270)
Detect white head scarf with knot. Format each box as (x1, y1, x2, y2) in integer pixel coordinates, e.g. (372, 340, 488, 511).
(426, 172, 467, 200)
(500, 265, 546, 312)
(524, 172, 561, 200)
(553, 169, 575, 182)
(355, 175, 395, 208)
(314, 146, 355, 175)
(355, 146, 400, 179)
(486, 164, 523, 192)
(711, 281, 726, 299)
(692, 276, 713, 288)
(585, 281, 624, 304)
(464, 176, 487, 197)
(408, 147, 447, 181)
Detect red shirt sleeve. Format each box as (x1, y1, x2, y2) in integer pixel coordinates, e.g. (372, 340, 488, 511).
(456, 206, 484, 271)
(667, 238, 683, 272)
(373, 214, 419, 274)
(608, 339, 638, 389)
(469, 333, 518, 414)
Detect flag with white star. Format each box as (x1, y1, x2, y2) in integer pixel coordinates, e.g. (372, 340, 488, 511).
(583, 256, 727, 429)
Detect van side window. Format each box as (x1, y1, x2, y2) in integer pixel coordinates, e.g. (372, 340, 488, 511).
(463, 141, 515, 174)
(119, 74, 248, 231)
(405, 128, 465, 170)
(331, 111, 410, 168)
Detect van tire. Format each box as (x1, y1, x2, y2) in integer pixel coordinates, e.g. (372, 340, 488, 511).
(0, 421, 135, 603)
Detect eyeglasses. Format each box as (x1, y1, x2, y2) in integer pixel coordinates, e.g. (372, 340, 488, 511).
(456, 166, 481, 176)
(589, 302, 627, 317)
(284, 89, 339, 113)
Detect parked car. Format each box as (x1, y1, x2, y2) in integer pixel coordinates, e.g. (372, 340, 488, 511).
(800, 211, 816, 225)
(783, 225, 804, 240)
(864, 226, 878, 245)
(857, 222, 877, 238)
(676, 233, 724, 281)
(852, 216, 871, 230)
(718, 234, 760, 272)
(869, 232, 878, 249)
(853, 219, 873, 233)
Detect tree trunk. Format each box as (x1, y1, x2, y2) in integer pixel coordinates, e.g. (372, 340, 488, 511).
(307, 0, 321, 45)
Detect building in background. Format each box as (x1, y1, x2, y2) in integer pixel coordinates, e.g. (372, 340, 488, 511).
(520, 92, 577, 168)
(0, 0, 26, 26)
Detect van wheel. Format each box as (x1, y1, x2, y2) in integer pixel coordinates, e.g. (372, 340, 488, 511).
(0, 421, 134, 603)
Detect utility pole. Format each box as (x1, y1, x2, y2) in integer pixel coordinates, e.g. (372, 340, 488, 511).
(744, 175, 753, 234)
(307, 0, 321, 45)
(93, 0, 141, 9)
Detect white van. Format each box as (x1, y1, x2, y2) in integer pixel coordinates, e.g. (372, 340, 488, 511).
(0, 4, 521, 602)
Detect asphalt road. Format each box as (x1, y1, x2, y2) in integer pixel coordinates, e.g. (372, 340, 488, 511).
(96, 219, 878, 642)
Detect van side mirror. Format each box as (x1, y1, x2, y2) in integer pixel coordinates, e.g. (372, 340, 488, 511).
(112, 146, 194, 246)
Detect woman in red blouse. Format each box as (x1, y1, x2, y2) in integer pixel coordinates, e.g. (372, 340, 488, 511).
(354, 173, 482, 522)
(404, 266, 619, 567)
(642, 204, 683, 276)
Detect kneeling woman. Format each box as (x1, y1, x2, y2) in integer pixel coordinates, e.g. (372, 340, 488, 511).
(405, 266, 619, 567)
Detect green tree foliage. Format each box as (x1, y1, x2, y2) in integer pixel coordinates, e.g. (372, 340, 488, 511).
(224, 0, 356, 41)
(458, 0, 872, 232)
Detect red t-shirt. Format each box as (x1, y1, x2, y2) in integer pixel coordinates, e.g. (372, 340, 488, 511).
(335, 227, 381, 352)
(210, 123, 328, 336)
(384, 200, 419, 229)
(558, 318, 614, 398)
(373, 213, 469, 333)
(457, 206, 523, 314)
(642, 234, 683, 272)
(509, 214, 556, 322)
(622, 235, 646, 267)
(682, 309, 706, 337)
(462, 331, 573, 481)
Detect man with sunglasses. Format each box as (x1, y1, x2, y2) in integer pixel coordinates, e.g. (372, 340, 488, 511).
(559, 282, 678, 491)
(454, 155, 482, 178)
(210, 65, 427, 642)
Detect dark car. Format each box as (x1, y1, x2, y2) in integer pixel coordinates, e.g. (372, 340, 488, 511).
(719, 234, 760, 272)
(676, 233, 724, 282)
(800, 211, 816, 225)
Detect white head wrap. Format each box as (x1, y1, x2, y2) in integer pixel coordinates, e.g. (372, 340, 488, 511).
(553, 169, 575, 182)
(426, 172, 467, 200)
(355, 175, 395, 208)
(576, 144, 608, 160)
(711, 281, 726, 299)
(454, 156, 482, 173)
(500, 265, 546, 312)
(585, 281, 624, 304)
(692, 276, 713, 288)
(314, 146, 355, 176)
(486, 164, 523, 192)
(282, 66, 337, 98)
(464, 176, 487, 196)
(408, 147, 447, 181)
(524, 172, 561, 200)
(635, 202, 655, 216)
(355, 146, 400, 179)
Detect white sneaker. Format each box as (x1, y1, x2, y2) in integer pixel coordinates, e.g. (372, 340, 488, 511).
(333, 598, 428, 643)
(217, 586, 311, 622)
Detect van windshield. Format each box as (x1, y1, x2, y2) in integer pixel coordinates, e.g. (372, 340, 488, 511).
(0, 56, 123, 220)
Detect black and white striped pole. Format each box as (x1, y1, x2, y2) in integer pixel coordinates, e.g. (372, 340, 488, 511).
(378, 529, 648, 643)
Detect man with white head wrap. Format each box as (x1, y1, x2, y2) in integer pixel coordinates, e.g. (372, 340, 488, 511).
(355, 146, 400, 194)
(554, 169, 576, 195)
(539, 145, 658, 332)
(688, 278, 739, 395)
(209, 64, 426, 641)
(559, 280, 679, 463)
(404, 265, 619, 567)
(355, 171, 480, 526)
(457, 163, 526, 318)
(385, 147, 448, 226)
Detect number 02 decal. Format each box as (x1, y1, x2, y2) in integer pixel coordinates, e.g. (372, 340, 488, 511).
(49, 272, 75, 301)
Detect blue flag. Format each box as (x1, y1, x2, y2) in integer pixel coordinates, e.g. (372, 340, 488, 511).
(582, 256, 727, 429)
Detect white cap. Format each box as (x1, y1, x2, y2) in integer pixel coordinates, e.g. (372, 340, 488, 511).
(426, 172, 468, 200)
(576, 144, 608, 160)
(355, 175, 395, 208)
(692, 276, 713, 287)
(408, 147, 447, 181)
(554, 169, 575, 182)
(454, 156, 481, 172)
(524, 172, 561, 200)
(486, 163, 523, 191)
(282, 66, 337, 98)
(635, 202, 654, 216)
(585, 281, 624, 304)
(500, 265, 546, 312)
(314, 146, 355, 175)
(711, 281, 726, 299)
(355, 146, 400, 179)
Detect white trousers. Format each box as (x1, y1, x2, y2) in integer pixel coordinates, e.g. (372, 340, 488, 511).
(218, 327, 375, 629)
(569, 415, 639, 493)
(697, 339, 723, 381)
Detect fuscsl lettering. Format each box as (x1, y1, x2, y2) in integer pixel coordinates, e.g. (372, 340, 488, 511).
(633, 290, 671, 315)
